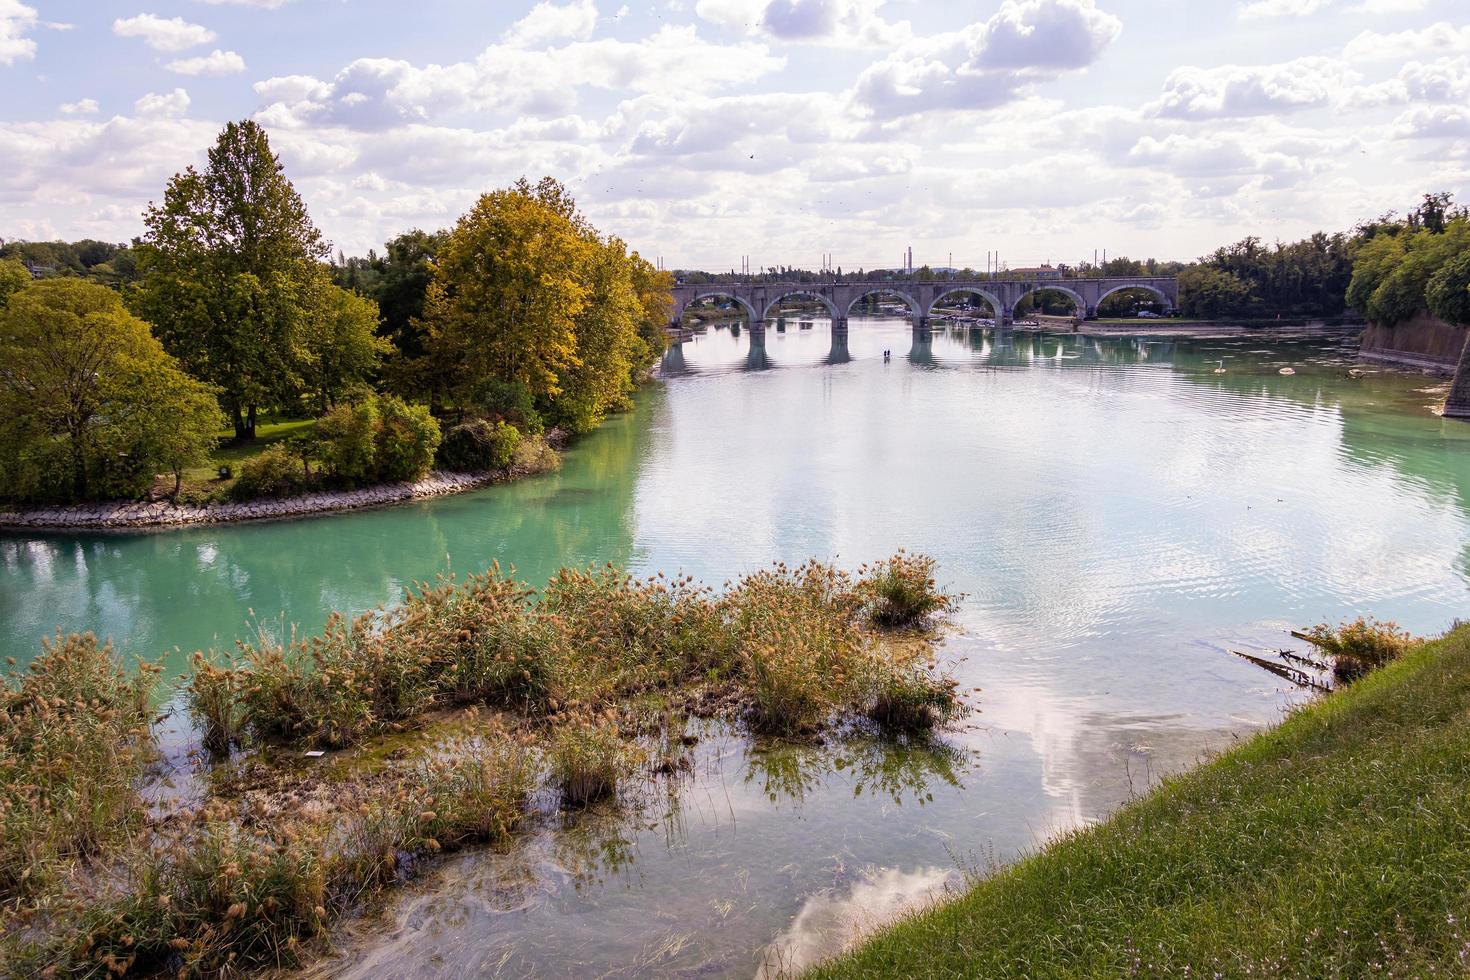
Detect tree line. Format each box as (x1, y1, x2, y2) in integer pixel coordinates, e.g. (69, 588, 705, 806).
(0, 120, 672, 505)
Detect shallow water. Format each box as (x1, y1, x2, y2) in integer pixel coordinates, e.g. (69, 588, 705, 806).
(4, 320, 1469, 975)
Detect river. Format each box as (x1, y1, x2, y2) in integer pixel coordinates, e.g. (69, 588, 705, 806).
(3, 319, 1469, 976)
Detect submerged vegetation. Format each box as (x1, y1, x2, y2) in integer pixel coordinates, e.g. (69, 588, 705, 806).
(815, 624, 1470, 979)
(0, 553, 961, 977)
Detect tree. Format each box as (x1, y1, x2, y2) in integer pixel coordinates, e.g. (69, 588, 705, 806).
(1349, 218, 1470, 326)
(133, 120, 330, 440)
(0, 280, 223, 503)
(551, 236, 641, 434)
(422, 178, 593, 406)
(629, 251, 673, 376)
(1179, 266, 1255, 318)
(0, 258, 29, 309)
(302, 280, 390, 412)
(1426, 250, 1470, 326)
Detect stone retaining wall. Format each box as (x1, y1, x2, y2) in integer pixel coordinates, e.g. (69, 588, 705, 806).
(1359, 314, 1467, 375)
(0, 470, 500, 531)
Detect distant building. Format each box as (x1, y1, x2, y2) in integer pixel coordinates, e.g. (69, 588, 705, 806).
(24, 261, 54, 280)
(1010, 265, 1063, 280)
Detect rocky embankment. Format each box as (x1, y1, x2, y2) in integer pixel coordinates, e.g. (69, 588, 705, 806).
(0, 470, 499, 531)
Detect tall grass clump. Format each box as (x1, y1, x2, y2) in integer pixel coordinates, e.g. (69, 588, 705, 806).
(867, 663, 964, 734)
(541, 565, 728, 696)
(0, 633, 158, 899)
(408, 736, 537, 850)
(38, 735, 536, 977)
(186, 651, 243, 756)
(1305, 616, 1416, 683)
(548, 714, 639, 807)
(857, 551, 956, 630)
(724, 560, 869, 734)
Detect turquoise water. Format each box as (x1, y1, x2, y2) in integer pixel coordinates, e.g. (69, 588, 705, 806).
(3, 320, 1469, 975)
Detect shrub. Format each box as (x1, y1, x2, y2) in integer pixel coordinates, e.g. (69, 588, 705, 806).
(857, 551, 956, 630)
(472, 378, 542, 434)
(231, 443, 299, 499)
(0, 633, 159, 898)
(548, 714, 638, 807)
(437, 418, 521, 473)
(316, 398, 379, 483)
(514, 431, 561, 474)
(1305, 617, 1416, 684)
(374, 395, 441, 482)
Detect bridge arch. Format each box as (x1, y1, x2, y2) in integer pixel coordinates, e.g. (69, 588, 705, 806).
(846, 287, 923, 321)
(1013, 284, 1087, 316)
(762, 289, 839, 322)
(1097, 283, 1173, 311)
(928, 287, 1003, 319)
(680, 291, 758, 324)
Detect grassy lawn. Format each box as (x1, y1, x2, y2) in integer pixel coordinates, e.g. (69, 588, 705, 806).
(182, 418, 317, 483)
(812, 625, 1470, 978)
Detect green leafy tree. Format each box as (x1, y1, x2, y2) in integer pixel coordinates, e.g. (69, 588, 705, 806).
(0, 258, 29, 309)
(422, 178, 593, 406)
(303, 281, 390, 413)
(629, 251, 673, 376)
(550, 236, 642, 434)
(1427, 251, 1470, 325)
(133, 120, 330, 440)
(0, 280, 222, 503)
(1179, 266, 1255, 318)
(1349, 218, 1470, 326)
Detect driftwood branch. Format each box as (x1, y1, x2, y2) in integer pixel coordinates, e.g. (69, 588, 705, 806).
(1230, 649, 1332, 692)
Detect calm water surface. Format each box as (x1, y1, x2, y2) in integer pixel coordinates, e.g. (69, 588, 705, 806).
(4, 320, 1469, 976)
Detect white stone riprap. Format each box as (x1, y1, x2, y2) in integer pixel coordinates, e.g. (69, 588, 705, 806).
(0, 470, 500, 531)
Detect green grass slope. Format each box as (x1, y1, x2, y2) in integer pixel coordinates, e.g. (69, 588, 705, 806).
(813, 626, 1470, 978)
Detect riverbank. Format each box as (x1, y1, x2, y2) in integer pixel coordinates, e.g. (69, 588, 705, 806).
(0, 465, 542, 531)
(813, 623, 1470, 978)
(1045, 317, 1367, 339)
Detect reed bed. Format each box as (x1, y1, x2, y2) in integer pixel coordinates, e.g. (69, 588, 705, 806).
(1, 553, 963, 977)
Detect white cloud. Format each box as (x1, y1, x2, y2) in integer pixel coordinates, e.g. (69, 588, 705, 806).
(58, 98, 99, 114)
(851, 0, 1121, 119)
(134, 88, 191, 117)
(1149, 58, 1352, 119)
(0, 0, 37, 66)
(113, 13, 216, 53)
(1392, 104, 1470, 140)
(1353, 0, 1427, 11)
(695, 0, 911, 47)
(1344, 22, 1470, 63)
(1239, 0, 1332, 19)
(254, 26, 784, 131)
(502, 0, 598, 48)
(166, 48, 245, 75)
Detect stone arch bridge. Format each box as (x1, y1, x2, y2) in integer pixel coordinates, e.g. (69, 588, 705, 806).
(670, 277, 1178, 336)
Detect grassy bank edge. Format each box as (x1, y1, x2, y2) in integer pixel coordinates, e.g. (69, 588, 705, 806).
(811, 623, 1470, 978)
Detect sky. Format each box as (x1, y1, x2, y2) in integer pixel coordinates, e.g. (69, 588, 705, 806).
(2, 0, 1469, 271)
